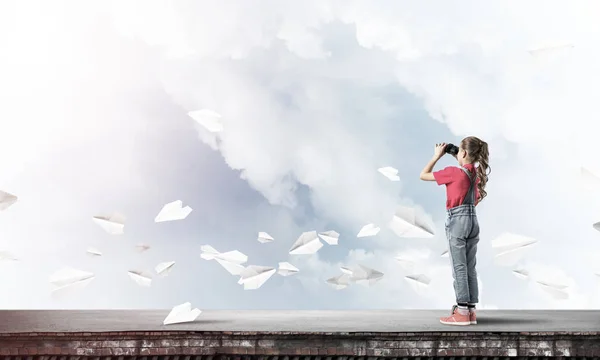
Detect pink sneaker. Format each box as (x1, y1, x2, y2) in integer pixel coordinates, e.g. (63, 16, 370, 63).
(440, 305, 470, 326)
(469, 309, 477, 324)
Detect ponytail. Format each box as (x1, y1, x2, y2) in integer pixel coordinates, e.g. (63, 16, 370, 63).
(475, 141, 490, 203)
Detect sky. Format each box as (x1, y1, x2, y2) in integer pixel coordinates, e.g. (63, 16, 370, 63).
(0, 0, 600, 311)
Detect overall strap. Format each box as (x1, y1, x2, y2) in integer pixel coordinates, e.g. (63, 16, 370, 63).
(459, 166, 476, 205)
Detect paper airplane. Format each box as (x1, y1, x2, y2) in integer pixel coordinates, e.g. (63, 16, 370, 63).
(351, 265, 384, 286)
(92, 213, 125, 235)
(394, 256, 418, 272)
(155, 261, 175, 276)
(378, 166, 400, 181)
(278, 262, 299, 276)
(135, 243, 151, 253)
(340, 266, 353, 275)
(389, 206, 435, 238)
(491, 233, 538, 266)
(318, 230, 339, 245)
(0, 251, 17, 261)
(200, 245, 248, 275)
(536, 280, 568, 290)
(237, 265, 276, 290)
(326, 274, 351, 290)
(537, 282, 569, 300)
(594, 222, 600, 233)
(357, 223, 380, 238)
(188, 109, 224, 133)
(49, 267, 95, 293)
(0, 190, 17, 211)
(128, 270, 152, 287)
(528, 43, 574, 57)
(257, 232, 274, 243)
(404, 274, 431, 294)
(163, 302, 202, 325)
(441, 250, 449, 258)
(289, 231, 323, 255)
(86, 247, 102, 256)
(154, 200, 192, 222)
(512, 269, 529, 280)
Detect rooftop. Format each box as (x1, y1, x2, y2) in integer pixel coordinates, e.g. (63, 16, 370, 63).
(1, 309, 599, 333)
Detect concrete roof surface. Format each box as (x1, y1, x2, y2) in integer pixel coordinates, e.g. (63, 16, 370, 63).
(0, 310, 598, 333)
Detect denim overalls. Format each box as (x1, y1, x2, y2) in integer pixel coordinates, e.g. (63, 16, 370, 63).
(445, 167, 480, 305)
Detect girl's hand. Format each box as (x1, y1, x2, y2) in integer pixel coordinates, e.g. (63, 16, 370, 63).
(434, 143, 447, 158)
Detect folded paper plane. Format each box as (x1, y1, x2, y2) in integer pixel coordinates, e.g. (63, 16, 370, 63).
(0, 251, 17, 261)
(188, 109, 224, 133)
(491, 233, 538, 266)
(257, 232, 274, 243)
(86, 247, 102, 256)
(135, 243, 151, 253)
(512, 269, 529, 280)
(389, 206, 435, 238)
(594, 222, 600, 232)
(326, 274, 351, 290)
(155, 200, 192, 222)
(49, 267, 95, 293)
(277, 262, 299, 276)
(318, 230, 339, 245)
(289, 231, 323, 255)
(404, 274, 431, 294)
(528, 43, 574, 57)
(128, 270, 152, 287)
(378, 166, 400, 181)
(351, 265, 384, 286)
(163, 302, 202, 325)
(441, 250, 449, 258)
(92, 213, 125, 235)
(237, 265, 276, 290)
(357, 223, 380, 238)
(0, 190, 17, 211)
(155, 261, 175, 276)
(200, 245, 247, 275)
(536, 282, 569, 300)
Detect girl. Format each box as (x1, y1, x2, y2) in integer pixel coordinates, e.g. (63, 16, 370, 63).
(419, 136, 490, 326)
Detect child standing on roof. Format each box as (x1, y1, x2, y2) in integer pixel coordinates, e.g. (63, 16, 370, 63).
(419, 136, 491, 326)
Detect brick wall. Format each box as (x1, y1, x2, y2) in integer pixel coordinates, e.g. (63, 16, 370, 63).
(0, 331, 598, 357)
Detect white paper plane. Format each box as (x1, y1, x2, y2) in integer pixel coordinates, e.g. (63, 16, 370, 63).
(92, 213, 125, 235)
(528, 43, 574, 57)
(0, 190, 17, 211)
(163, 302, 202, 325)
(0, 251, 17, 261)
(378, 166, 400, 181)
(340, 266, 353, 275)
(155, 200, 193, 222)
(512, 269, 529, 280)
(326, 274, 351, 290)
(357, 223, 380, 238)
(237, 265, 276, 290)
(188, 109, 224, 133)
(200, 245, 248, 275)
(536, 280, 568, 290)
(351, 264, 384, 286)
(86, 247, 102, 256)
(128, 270, 152, 287)
(404, 274, 431, 294)
(441, 250, 449, 258)
(277, 262, 299, 276)
(394, 256, 418, 272)
(289, 231, 323, 255)
(49, 267, 95, 292)
(318, 230, 339, 245)
(492, 233, 538, 266)
(537, 282, 569, 299)
(135, 243, 151, 253)
(389, 206, 435, 238)
(155, 261, 176, 276)
(593, 222, 600, 233)
(257, 232, 274, 243)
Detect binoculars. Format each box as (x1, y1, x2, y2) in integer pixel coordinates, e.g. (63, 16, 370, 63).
(445, 143, 459, 156)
